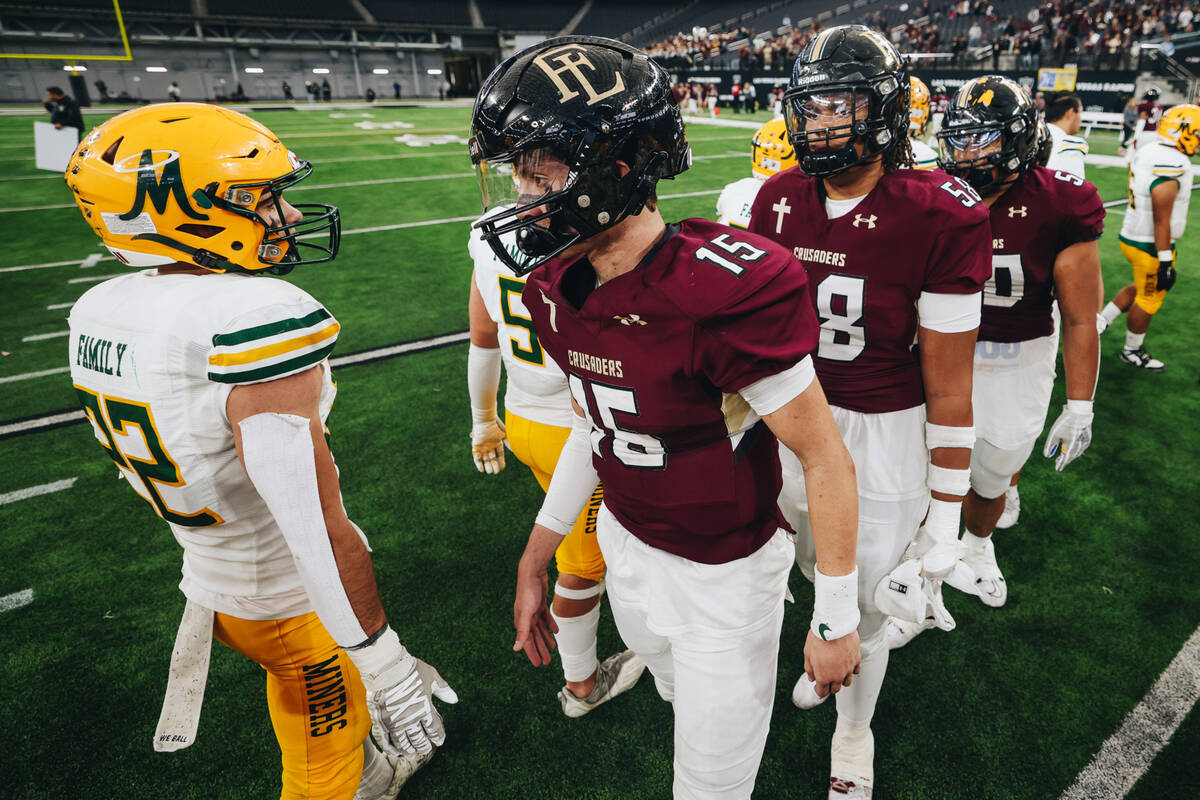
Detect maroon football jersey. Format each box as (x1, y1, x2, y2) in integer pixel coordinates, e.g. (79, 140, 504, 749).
(749, 167, 991, 414)
(1138, 100, 1163, 128)
(523, 218, 819, 564)
(982, 166, 1105, 343)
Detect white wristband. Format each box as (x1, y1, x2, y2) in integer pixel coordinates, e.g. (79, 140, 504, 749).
(926, 422, 976, 450)
(1066, 399, 1094, 419)
(467, 344, 501, 424)
(344, 625, 413, 690)
(811, 565, 860, 641)
(1157, 249, 1173, 262)
(928, 463, 971, 496)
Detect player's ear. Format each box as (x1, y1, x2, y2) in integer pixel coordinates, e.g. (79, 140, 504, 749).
(615, 160, 631, 178)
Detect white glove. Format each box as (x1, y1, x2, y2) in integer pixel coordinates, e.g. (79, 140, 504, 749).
(347, 628, 459, 758)
(1042, 400, 1093, 472)
(919, 498, 962, 580)
(471, 419, 506, 474)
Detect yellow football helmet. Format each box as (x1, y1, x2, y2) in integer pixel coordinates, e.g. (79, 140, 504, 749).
(909, 76, 931, 137)
(751, 119, 797, 178)
(66, 102, 339, 274)
(1158, 104, 1200, 156)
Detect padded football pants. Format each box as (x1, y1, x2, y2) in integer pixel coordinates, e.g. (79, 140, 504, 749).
(214, 611, 371, 800)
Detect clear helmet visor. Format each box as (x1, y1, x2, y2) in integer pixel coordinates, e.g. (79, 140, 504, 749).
(944, 129, 1002, 162)
(790, 89, 872, 130)
(474, 146, 576, 215)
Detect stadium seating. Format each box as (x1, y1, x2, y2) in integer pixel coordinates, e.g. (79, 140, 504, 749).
(205, 0, 364, 21)
(476, 1, 581, 32)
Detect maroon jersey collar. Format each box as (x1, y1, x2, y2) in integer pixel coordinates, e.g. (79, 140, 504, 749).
(555, 222, 681, 313)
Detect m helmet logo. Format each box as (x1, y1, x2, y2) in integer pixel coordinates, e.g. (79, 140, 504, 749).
(532, 45, 626, 106)
(977, 89, 995, 106)
(116, 149, 208, 222)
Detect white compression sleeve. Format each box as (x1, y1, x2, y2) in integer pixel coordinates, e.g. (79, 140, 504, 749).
(917, 291, 982, 334)
(535, 413, 600, 535)
(467, 344, 502, 424)
(239, 412, 369, 647)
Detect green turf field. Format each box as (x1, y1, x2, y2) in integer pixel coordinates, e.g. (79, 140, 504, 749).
(0, 105, 1197, 799)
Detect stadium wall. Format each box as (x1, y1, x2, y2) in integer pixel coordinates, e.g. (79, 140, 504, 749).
(0, 46, 449, 104)
(667, 69, 1140, 111)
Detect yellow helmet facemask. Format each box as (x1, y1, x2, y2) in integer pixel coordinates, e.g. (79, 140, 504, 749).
(909, 76, 931, 137)
(751, 118, 798, 179)
(66, 102, 340, 275)
(1158, 104, 1200, 156)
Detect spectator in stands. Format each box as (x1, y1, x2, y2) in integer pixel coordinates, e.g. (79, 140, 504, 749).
(282, 81, 294, 101)
(168, 82, 181, 102)
(321, 78, 331, 101)
(968, 20, 983, 45)
(44, 87, 84, 142)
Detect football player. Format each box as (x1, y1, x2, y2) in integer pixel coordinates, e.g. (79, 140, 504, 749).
(466, 216, 645, 716)
(1132, 86, 1164, 153)
(749, 26, 991, 800)
(929, 82, 950, 139)
(65, 103, 455, 800)
(1042, 91, 1089, 180)
(929, 77, 1103, 611)
(1097, 103, 1199, 370)
(715, 119, 797, 229)
(908, 75, 939, 170)
(472, 36, 862, 800)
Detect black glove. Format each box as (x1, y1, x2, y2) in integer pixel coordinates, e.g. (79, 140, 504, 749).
(1157, 259, 1177, 292)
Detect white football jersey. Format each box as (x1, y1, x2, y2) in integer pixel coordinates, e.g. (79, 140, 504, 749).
(1120, 142, 1194, 245)
(69, 270, 342, 620)
(715, 176, 764, 229)
(1045, 123, 1088, 180)
(909, 138, 940, 170)
(469, 220, 573, 428)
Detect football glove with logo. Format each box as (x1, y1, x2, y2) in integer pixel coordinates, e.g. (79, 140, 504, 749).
(1157, 255, 1178, 292)
(347, 627, 458, 759)
(1042, 400, 1093, 471)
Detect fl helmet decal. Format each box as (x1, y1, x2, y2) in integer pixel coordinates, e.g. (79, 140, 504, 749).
(532, 44, 626, 106)
(117, 149, 209, 222)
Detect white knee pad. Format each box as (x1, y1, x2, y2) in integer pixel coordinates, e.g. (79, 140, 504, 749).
(970, 438, 1035, 500)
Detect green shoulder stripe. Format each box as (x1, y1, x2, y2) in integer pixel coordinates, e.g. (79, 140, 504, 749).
(213, 307, 332, 348)
(207, 340, 336, 384)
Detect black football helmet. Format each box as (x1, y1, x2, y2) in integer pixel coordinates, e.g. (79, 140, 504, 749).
(784, 25, 909, 178)
(1143, 86, 1161, 102)
(1035, 116, 1053, 166)
(938, 75, 1040, 196)
(468, 35, 691, 275)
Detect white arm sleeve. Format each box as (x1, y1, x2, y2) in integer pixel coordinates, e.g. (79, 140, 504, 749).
(917, 291, 982, 334)
(534, 413, 600, 535)
(239, 412, 369, 648)
(467, 344, 502, 424)
(738, 356, 816, 417)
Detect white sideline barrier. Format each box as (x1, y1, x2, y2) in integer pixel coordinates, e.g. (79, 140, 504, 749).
(1081, 111, 1124, 136)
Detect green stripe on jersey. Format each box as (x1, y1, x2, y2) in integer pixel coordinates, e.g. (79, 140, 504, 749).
(207, 340, 336, 384)
(212, 307, 332, 348)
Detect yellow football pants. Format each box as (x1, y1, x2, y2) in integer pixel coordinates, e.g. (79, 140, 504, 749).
(1121, 240, 1176, 315)
(213, 611, 370, 800)
(505, 410, 606, 582)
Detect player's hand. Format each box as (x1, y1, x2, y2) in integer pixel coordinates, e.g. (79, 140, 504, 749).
(349, 632, 459, 759)
(470, 418, 506, 474)
(54, 123, 63, 129)
(1043, 400, 1093, 472)
(1157, 260, 1177, 292)
(513, 559, 557, 667)
(803, 629, 861, 699)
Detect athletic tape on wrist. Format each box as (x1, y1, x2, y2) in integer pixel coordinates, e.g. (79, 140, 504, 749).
(1158, 249, 1173, 262)
(553, 580, 606, 600)
(1065, 399, 1094, 419)
(927, 463, 971, 496)
(811, 565, 860, 641)
(925, 422, 976, 450)
(344, 625, 413, 689)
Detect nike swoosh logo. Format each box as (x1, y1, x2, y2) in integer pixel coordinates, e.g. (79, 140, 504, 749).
(819, 623, 832, 641)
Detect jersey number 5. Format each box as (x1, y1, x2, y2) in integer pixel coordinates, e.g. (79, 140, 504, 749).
(498, 275, 545, 366)
(568, 375, 666, 470)
(75, 386, 221, 527)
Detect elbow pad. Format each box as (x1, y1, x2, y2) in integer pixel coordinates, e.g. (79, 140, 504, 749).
(239, 412, 370, 647)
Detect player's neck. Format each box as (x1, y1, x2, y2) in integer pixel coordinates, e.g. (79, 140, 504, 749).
(158, 263, 211, 276)
(587, 207, 667, 284)
(822, 160, 883, 200)
(982, 175, 1020, 208)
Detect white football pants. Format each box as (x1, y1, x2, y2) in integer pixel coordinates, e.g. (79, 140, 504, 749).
(596, 506, 793, 800)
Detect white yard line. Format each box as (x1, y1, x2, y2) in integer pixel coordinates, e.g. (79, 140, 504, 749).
(0, 202, 75, 213)
(0, 477, 77, 505)
(21, 331, 69, 342)
(0, 589, 34, 614)
(1059, 624, 1200, 800)
(0, 257, 108, 273)
(47, 302, 75, 310)
(0, 366, 71, 385)
(68, 273, 127, 284)
(329, 331, 469, 367)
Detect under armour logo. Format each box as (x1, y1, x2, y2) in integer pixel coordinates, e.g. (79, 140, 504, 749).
(772, 196, 792, 234)
(1008, 205, 1028, 218)
(612, 314, 647, 326)
(532, 45, 625, 106)
(540, 291, 559, 333)
(852, 214, 877, 229)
